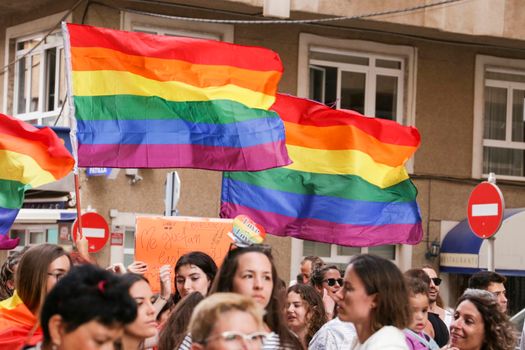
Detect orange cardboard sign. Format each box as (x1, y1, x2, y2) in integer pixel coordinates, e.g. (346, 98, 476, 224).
(135, 216, 233, 293)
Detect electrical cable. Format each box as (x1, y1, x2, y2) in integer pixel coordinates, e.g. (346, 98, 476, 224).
(0, 0, 86, 76)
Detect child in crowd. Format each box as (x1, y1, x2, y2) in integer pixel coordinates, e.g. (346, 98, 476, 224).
(404, 275, 439, 350)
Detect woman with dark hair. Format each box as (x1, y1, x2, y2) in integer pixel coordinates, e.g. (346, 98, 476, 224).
(158, 292, 204, 350)
(0, 247, 28, 300)
(447, 288, 516, 350)
(173, 252, 217, 303)
(336, 254, 410, 349)
(25, 264, 137, 349)
(285, 284, 327, 348)
(310, 264, 342, 320)
(118, 273, 159, 350)
(0, 244, 72, 349)
(207, 245, 303, 349)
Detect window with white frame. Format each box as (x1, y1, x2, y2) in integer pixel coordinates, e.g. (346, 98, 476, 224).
(291, 34, 417, 273)
(473, 56, 525, 181)
(309, 47, 404, 121)
(121, 12, 234, 42)
(4, 12, 70, 125)
(483, 69, 525, 178)
(301, 241, 397, 272)
(10, 224, 59, 249)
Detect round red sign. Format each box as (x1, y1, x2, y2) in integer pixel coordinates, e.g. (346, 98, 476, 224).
(72, 212, 110, 253)
(467, 182, 505, 239)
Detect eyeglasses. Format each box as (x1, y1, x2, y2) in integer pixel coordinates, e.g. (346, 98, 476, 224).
(47, 272, 66, 281)
(431, 277, 442, 286)
(203, 331, 268, 347)
(323, 278, 344, 287)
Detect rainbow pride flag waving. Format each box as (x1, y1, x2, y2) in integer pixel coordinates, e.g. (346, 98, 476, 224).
(221, 94, 422, 247)
(62, 23, 290, 171)
(0, 114, 74, 250)
(0, 291, 42, 349)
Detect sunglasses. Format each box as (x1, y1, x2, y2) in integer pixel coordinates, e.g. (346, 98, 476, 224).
(431, 277, 442, 286)
(323, 278, 344, 287)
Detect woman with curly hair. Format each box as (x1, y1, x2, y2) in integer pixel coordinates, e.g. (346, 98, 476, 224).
(285, 284, 327, 348)
(448, 288, 516, 350)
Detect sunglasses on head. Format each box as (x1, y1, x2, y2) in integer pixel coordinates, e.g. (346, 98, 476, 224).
(431, 277, 442, 286)
(323, 278, 344, 287)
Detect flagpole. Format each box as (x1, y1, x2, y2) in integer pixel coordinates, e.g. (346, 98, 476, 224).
(62, 21, 84, 245)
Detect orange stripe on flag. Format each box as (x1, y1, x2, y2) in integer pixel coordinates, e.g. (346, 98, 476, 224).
(283, 121, 417, 167)
(71, 47, 281, 96)
(0, 133, 74, 180)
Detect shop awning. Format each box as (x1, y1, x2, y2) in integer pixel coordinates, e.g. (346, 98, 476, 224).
(440, 208, 525, 276)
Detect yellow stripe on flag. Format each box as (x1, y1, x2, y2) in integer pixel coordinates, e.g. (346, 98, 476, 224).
(0, 150, 56, 188)
(72, 70, 276, 110)
(285, 145, 410, 189)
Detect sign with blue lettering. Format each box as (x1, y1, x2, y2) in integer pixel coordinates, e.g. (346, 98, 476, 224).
(86, 168, 112, 177)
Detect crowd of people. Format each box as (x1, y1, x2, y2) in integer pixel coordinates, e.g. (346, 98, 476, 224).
(0, 242, 521, 350)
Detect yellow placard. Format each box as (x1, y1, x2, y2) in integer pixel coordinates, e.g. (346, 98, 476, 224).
(135, 216, 233, 293)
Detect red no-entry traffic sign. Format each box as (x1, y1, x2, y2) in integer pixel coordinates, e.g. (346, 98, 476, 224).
(467, 182, 505, 239)
(72, 212, 110, 253)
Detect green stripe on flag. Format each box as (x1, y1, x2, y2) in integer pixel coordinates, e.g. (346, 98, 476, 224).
(225, 168, 418, 203)
(74, 95, 279, 124)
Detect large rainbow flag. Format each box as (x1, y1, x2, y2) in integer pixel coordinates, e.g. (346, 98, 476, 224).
(0, 114, 74, 250)
(221, 94, 423, 247)
(62, 23, 290, 171)
(0, 291, 42, 349)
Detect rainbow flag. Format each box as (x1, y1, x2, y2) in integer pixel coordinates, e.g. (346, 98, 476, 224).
(0, 292, 42, 349)
(0, 114, 74, 250)
(62, 23, 290, 171)
(221, 94, 423, 247)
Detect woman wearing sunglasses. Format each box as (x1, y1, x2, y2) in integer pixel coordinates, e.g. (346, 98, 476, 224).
(310, 265, 343, 320)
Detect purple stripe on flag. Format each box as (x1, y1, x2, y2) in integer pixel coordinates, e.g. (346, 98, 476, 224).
(0, 207, 20, 250)
(78, 141, 291, 171)
(221, 202, 423, 247)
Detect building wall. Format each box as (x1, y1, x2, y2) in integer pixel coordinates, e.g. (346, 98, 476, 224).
(2, 0, 525, 282)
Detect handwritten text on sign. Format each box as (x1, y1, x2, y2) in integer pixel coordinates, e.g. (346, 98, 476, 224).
(135, 216, 233, 292)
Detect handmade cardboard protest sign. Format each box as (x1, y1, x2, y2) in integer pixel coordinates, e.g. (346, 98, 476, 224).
(135, 216, 233, 292)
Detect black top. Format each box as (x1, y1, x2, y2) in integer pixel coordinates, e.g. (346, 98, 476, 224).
(428, 311, 449, 347)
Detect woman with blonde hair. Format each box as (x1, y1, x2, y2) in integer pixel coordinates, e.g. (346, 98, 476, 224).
(0, 244, 71, 349)
(189, 293, 267, 350)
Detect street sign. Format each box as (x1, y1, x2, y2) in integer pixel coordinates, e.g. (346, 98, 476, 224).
(467, 182, 504, 239)
(72, 212, 110, 253)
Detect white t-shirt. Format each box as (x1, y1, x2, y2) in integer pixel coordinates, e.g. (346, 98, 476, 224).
(352, 326, 409, 350)
(309, 317, 356, 350)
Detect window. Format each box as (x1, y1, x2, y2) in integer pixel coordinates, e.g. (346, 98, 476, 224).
(309, 47, 404, 121)
(121, 12, 233, 42)
(123, 228, 136, 267)
(473, 56, 525, 181)
(9, 225, 59, 249)
(292, 34, 416, 274)
(4, 12, 70, 125)
(294, 239, 398, 274)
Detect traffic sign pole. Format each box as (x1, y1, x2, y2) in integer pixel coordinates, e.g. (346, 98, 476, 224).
(487, 173, 496, 271)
